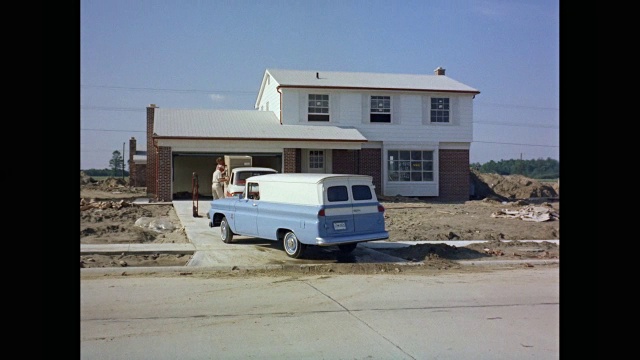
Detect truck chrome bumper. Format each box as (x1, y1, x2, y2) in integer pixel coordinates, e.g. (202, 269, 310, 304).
(312, 231, 389, 246)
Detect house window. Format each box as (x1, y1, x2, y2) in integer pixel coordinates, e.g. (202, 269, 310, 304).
(387, 150, 434, 182)
(430, 97, 450, 123)
(308, 94, 329, 121)
(370, 95, 391, 123)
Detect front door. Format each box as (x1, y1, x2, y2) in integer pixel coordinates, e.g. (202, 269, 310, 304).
(308, 150, 325, 173)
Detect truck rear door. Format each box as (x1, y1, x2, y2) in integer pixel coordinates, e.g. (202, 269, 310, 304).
(348, 179, 384, 233)
(322, 182, 355, 236)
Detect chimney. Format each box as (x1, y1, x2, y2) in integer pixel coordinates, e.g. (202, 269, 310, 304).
(434, 67, 446, 76)
(316, 72, 319, 79)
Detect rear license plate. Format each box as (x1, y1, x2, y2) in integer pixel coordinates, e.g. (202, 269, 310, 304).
(333, 222, 346, 230)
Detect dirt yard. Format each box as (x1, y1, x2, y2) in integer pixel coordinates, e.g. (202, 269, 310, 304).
(80, 171, 559, 270)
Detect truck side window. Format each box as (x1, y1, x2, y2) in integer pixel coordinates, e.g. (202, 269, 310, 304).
(327, 186, 349, 202)
(247, 183, 260, 200)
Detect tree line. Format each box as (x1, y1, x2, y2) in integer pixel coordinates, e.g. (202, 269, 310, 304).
(471, 158, 559, 179)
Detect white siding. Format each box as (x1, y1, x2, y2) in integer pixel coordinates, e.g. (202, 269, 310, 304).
(259, 82, 281, 119)
(397, 95, 422, 125)
(392, 95, 401, 125)
(278, 88, 473, 145)
(335, 93, 361, 125)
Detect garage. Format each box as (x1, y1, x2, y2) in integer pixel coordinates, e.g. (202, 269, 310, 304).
(171, 152, 283, 199)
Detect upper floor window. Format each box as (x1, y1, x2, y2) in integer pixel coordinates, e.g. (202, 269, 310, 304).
(370, 95, 391, 123)
(430, 97, 450, 123)
(308, 94, 329, 121)
(387, 150, 434, 182)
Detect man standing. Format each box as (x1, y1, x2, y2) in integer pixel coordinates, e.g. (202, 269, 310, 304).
(211, 162, 228, 200)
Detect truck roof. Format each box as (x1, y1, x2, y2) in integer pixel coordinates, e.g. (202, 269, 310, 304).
(246, 173, 373, 184)
(231, 167, 277, 172)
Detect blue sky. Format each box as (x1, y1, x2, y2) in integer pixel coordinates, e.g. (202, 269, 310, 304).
(80, 0, 559, 170)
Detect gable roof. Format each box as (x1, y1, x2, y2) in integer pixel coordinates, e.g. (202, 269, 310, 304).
(265, 69, 480, 93)
(153, 108, 366, 142)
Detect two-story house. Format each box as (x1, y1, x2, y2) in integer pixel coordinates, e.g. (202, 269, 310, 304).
(129, 67, 480, 202)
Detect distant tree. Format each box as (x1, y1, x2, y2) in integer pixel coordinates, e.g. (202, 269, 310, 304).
(474, 158, 559, 179)
(109, 150, 124, 177)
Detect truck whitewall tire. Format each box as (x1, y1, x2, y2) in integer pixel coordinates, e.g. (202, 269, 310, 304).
(220, 217, 234, 244)
(283, 231, 305, 259)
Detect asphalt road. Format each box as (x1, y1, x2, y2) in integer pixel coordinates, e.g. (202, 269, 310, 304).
(80, 266, 559, 359)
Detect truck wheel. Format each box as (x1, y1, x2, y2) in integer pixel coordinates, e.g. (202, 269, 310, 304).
(220, 216, 234, 244)
(338, 243, 357, 254)
(283, 231, 306, 258)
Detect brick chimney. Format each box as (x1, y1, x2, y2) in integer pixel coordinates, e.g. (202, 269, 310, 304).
(129, 137, 136, 163)
(434, 67, 446, 76)
(146, 104, 158, 196)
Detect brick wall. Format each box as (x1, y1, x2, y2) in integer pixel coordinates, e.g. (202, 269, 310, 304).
(439, 149, 470, 202)
(134, 165, 147, 187)
(360, 148, 382, 195)
(332, 149, 358, 174)
(128, 137, 147, 187)
(156, 146, 172, 202)
(330, 149, 382, 195)
(283, 148, 301, 173)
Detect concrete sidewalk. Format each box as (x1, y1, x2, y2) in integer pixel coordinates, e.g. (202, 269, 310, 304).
(80, 199, 559, 272)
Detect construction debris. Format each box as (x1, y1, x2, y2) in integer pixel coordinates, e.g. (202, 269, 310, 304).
(80, 198, 134, 211)
(491, 205, 559, 222)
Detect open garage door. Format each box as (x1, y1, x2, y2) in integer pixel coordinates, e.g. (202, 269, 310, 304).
(172, 153, 282, 199)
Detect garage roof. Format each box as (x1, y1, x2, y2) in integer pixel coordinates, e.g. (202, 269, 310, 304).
(153, 108, 366, 141)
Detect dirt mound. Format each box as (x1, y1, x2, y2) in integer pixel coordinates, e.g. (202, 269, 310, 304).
(80, 171, 129, 187)
(102, 177, 128, 187)
(380, 170, 559, 203)
(470, 169, 558, 201)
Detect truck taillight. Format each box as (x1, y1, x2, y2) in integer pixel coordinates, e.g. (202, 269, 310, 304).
(318, 209, 325, 217)
(378, 205, 385, 212)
